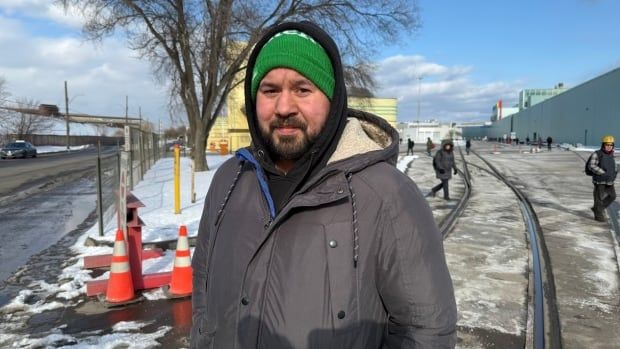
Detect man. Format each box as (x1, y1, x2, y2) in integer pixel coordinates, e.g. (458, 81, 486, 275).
(546, 136, 553, 151)
(465, 138, 471, 155)
(407, 137, 414, 155)
(191, 21, 456, 348)
(430, 139, 458, 200)
(426, 137, 434, 156)
(588, 135, 617, 222)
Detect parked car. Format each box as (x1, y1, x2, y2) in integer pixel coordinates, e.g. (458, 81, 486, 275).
(0, 140, 37, 159)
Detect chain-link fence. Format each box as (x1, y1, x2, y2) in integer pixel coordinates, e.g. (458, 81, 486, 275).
(95, 127, 164, 235)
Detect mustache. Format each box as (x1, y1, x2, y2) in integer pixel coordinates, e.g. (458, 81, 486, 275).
(269, 117, 307, 130)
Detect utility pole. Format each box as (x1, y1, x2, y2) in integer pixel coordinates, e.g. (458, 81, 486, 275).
(416, 76, 423, 123)
(125, 95, 129, 126)
(64, 81, 70, 150)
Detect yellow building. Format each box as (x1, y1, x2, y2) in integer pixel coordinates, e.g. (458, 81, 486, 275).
(347, 97, 397, 128)
(208, 82, 398, 153)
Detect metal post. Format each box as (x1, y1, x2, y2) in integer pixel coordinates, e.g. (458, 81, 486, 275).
(116, 148, 121, 230)
(96, 141, 104, 236)
(174, 144, 181, 214)
(64, 81, 70, 150)
(125, 95, 128, 126)
(191, 159, 196, 203)
(139, 110, 144, 178)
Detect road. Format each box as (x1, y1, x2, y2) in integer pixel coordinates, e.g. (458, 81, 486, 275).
(0, 148, 117, 298)
(0, 147, 117, 205)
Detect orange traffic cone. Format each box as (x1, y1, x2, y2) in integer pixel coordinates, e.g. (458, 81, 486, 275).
(164, 225, 193, 298)
(105, 229, 135, 303)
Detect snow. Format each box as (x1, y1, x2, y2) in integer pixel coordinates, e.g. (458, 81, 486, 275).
(36, 145, 93, 153)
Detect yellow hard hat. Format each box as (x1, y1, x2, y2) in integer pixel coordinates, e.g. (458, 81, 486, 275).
(602, 135, 615, 143)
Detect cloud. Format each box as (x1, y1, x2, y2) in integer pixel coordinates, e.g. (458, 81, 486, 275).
(0, 8, 171, 128)
(375, 55, 524, 122)
(0, 0, 85, 27)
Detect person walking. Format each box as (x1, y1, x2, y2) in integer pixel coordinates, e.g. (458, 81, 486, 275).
(547, 136, 553, 151)
(587, 135, 617, 222)
(191, 21, 457, 349)
(406, 137, 414, 155)
(426, 137, 434, 156)
(465, 138, 471, 155)
(430, 139, 458, 200)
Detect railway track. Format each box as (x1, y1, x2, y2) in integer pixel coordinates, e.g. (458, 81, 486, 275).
(469, 151, 562, 349)
(404, 146, 564, 348)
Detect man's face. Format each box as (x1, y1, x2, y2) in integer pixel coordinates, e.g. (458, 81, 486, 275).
(256, 68, 330, 161)
(603, 143, 614, 151)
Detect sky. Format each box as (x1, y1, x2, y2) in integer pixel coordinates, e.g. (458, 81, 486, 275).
(1, 0, 619, 128)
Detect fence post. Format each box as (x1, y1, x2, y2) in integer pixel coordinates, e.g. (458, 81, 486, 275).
(139, 129, 145, 181)
(96, 141, 104, 236)
(125, 126, 134, 190)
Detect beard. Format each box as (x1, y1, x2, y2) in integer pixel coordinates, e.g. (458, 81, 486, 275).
(260, 116, 322, 161)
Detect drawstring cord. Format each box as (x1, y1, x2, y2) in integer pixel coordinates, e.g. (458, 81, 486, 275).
(215, 163, 243, 227)
(346, 172, 359, 268)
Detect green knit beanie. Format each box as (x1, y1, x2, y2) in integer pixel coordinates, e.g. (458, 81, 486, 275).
(251, 30, 335, 101)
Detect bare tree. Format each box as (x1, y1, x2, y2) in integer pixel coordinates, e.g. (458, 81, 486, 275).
(0, 97, 55, 138)
(58, 0, 419, 170)
(0, 76, 8, 104)
(0, 76, 9, 144)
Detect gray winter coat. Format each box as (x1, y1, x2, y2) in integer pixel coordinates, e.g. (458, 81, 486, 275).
(433, 140, 457, 180)
(191, 111, 457, 348)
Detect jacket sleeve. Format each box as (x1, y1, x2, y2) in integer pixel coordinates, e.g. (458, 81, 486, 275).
(433, 152, 442, 171)
(377, 181, 457, 348)
(589, 151, 605, 175)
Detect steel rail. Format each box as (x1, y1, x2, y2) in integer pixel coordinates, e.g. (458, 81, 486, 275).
(471, 150, 562, 349)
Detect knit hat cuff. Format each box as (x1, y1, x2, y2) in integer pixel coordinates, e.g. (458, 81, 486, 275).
(252, 53, 334, 100)
(251, 30, 335, 101)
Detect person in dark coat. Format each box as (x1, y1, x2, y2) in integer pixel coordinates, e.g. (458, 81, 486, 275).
(465, 138, 471, 155)
(406, 137, 414, 155)
(588, 135, 617, 222)
(430, 139, 458, 200)
(190, 21, 457, 349)
(547, 136, 553, 150)
(426, 137, 434, 156)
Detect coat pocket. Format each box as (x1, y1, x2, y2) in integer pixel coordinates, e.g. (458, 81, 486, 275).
(190, 314, 216, 349)
(324, 221, 358, 331)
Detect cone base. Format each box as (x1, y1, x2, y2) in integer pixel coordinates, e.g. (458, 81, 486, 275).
(162, 285, 192, 299)
(97, 294, 145, 308)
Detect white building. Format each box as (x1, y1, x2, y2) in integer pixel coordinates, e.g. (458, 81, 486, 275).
(396, 120, 458, 145)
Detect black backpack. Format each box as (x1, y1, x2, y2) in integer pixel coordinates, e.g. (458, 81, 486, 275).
(585, 150, 601, 176)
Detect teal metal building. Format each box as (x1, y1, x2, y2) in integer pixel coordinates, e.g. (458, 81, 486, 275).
(463, 67, 620, 146)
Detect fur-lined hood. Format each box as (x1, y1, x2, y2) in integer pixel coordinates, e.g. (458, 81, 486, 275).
(326, 108, 398, 170)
